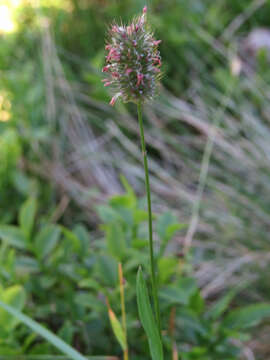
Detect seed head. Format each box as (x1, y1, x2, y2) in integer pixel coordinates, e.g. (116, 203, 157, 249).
(102, 6, 162, 106)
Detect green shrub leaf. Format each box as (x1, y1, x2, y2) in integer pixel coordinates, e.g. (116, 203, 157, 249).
(106, 223, 126, 260)
(0, 225, 26, 249)
(19, 197, 37, 241)
(35, 224, 61, 259)
(223, 303, 270, 329)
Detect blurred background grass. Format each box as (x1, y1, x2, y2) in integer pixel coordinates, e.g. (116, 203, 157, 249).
(2, 0, 270, 357)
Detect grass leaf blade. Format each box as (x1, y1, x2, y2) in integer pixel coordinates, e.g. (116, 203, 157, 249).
(0, 300, 87, 360)
(136, 267, 163, 360)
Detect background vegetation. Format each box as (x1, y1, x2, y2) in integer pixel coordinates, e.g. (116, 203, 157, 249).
(1, 0, 270, 358)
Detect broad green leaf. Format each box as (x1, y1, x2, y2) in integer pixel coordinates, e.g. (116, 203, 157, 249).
(132, 238, 148, 249)
(0, 300, 87, 360)
(78, 278, 99, 290)
(134, 209, 148, 223)
(223, 303, 270, 329)
(16, 255, 40, 273)
(136, 268, 163, 360)
(73, 224, 90, 253)
(62, 227, 81, 253)
(114, 207, 134, 227)
(158, 257, 178, 284)
(176, 308, 208, 336)
(206, 282, 249, 320)
(159, 278, 197, 305)
(75, 292, 104, 312)
(108, 307, 127, 351)
(189, 291, 205, 314)
(58, 320, 75, 345)
(110, 194, 134, 209)
(0, 285, 26, 331)
(106, 223, 126, 260)
(120, 175, 137, 207)
(19, 197, 37, 241)
(157, 212, 175, 240)
(97, 254, 118, 287)
(97, 205, 121, 223)
(156, 212, 185, 255)
(35, 224, 61, 259)
(166, 223, 186, 239)
(0, 225, 26, 249)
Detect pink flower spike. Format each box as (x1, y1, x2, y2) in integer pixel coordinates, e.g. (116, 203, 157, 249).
(109, 92, 122, 106)
(137, 73, 144, 86)
(111, 25, 119, 33)
(102, 65, 110, 72)
(127, 26, 132, 36)
(103, 6, 161, 103)
(125, 68, 133, 75)
(110, 97, 116, 106)
(153, 57, 161, 66)
(101, 78, 109, 82)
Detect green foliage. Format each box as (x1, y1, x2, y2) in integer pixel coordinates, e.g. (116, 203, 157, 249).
(0, 128, 21, 190)
(0, 300, 87, 360)
(1, 189, 269, 359)
(0, 285, 26, 333)
(19, 198, 37, 242)
(0, 284, 26, 354)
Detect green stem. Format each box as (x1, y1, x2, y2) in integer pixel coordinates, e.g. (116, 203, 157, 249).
(137, 101, 161, 337)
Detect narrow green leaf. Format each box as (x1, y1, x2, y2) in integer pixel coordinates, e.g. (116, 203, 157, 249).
(223, 303, 270, 329)
(19, 197, 37, 241)
(136, 268, 163, 360)
(108, 307, 127, 351)
(0, 300, 88, 360)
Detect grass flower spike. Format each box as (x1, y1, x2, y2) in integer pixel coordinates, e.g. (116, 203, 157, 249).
(102, 6, 162, 105)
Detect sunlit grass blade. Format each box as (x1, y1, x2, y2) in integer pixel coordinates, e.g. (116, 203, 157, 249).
(0, 300, 87, 360)
(118, 263, 128, 360)
(107, 300, 127, 351)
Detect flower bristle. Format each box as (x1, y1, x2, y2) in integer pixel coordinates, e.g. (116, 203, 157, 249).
(102, 6, 162, 106)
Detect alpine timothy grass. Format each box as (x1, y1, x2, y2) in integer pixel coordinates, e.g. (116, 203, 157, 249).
(102, 6, 163, 359)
